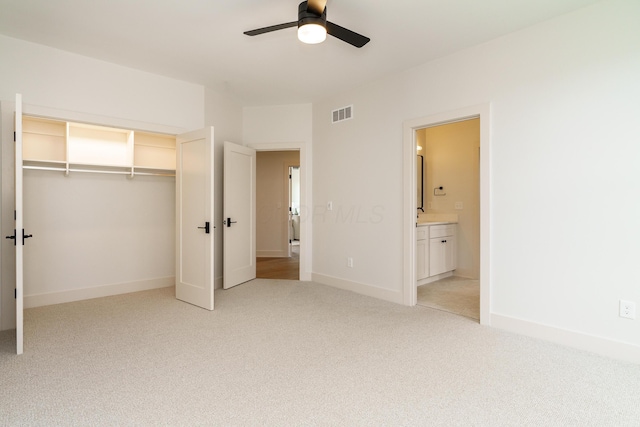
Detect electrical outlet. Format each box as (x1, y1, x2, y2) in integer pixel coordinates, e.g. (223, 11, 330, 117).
(347, 257, 354, 268)
(327, 201, 333, 211)
(455, 202, 463, 210)
(619, 300, 636, 319)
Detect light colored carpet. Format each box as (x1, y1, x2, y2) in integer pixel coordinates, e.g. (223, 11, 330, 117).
(1, 279, 639, 426)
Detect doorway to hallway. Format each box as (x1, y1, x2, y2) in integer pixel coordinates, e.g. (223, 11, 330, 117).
(255, 150, 300, 280)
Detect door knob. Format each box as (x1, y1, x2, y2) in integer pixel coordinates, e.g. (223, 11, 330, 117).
(197, 222, 210, 234)
(224, 218, 238, 228)
(5, 229, 16, 246)
(5, 229, 32, 245)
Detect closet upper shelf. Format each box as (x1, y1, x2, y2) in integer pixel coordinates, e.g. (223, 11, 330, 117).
(22, 115, 177, 177)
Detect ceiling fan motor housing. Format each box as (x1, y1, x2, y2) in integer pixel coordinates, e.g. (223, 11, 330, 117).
(298, 1, 327, 28)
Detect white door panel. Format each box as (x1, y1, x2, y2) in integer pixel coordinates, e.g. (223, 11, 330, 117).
(13, 94, 24, 354)
(176, 128, 214, 310)
(223, 141, 256, 289)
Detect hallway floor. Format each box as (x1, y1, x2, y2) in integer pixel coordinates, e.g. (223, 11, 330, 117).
(417, 276, 479, 321)
(256, 242, 299, 280)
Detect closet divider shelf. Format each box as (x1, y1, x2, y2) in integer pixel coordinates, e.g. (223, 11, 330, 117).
(22, 116, 67, 163)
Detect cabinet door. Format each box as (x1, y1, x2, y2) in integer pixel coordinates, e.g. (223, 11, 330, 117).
(446, 235, 457, 272)
(429, 237, 448, 276)
(416, 238, 429, 280)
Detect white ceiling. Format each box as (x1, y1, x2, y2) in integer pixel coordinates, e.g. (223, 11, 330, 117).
(0, 0, 601, 106)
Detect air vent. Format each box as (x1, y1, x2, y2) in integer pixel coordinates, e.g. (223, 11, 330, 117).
(331, 105, 353, 124)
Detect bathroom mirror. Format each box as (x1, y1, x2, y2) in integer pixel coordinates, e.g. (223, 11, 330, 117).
(417, 155, 424, 212)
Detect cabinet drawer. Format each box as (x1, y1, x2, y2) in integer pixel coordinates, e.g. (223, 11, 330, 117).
(430, 224, 455, 238)
(416, 227, 428, 241)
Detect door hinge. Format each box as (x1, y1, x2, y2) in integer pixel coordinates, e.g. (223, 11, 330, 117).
(15, 288, 17, 299)
(14, 131, 16, 142)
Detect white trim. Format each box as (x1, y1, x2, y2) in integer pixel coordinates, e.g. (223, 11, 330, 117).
(402, 104, 491, 326)
(256, 250, 289, 258)
(249, 142, 312, 281)
(24, 276, 175, 308)
(417, 271, 453, 286)
(492, 313, 640, 364)
(22, 103, 186, 136)
(312, 273, 404, 304)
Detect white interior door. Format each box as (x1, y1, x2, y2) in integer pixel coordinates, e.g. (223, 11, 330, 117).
(176, 128, 214, 310)
(288, 167, 293, 257)
(13, 94, 24, 354)
(223, 141, 256, 289)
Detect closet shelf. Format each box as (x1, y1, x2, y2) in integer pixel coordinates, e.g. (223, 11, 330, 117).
(22, 115, 177, 177)
(24, 162, 175, 177)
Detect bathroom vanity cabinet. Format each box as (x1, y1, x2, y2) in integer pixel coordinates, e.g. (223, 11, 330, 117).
(417, 223, 457, 284)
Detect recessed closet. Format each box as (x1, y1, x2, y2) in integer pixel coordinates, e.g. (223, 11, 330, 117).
(21, 115, 177, 308)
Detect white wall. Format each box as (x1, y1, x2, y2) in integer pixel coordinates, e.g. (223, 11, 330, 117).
(0, 35, 205, 329)
(243, 104, 313, 279)
(243, 104, 312, 145)
(22, 172, 176, 304)
(312, 0, 640, 359)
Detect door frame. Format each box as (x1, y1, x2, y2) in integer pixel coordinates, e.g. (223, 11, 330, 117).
(249, 142, 310, 281)
(402, 104, 491, 325)
(287, 165, 300, 257)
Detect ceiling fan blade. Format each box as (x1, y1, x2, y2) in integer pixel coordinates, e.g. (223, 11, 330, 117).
(306, 0, 327, 15)
(326, 21, 370, 48)
(244, 21, 297, 36)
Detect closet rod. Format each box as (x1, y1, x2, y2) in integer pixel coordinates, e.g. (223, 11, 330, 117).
(134, 171, 176, 177)
(23, 165, 175, 177)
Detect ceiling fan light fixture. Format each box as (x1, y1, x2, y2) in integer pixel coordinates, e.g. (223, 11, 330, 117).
(298, 23, 327, 44)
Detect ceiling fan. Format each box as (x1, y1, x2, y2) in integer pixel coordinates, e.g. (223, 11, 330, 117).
(243, 0, 370, 48)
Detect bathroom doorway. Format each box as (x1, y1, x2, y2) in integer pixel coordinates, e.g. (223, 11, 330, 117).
(415, 119, 480, 320)
(403, 104, 491, 325)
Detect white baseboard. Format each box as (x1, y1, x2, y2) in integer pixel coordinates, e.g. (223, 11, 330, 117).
(24, 277, 175, 308)
(491, 313, 640, 364)
(256, 250, 289, 258)
(417, 271, 453, 286)
(312, 273, 403, 304)
(214, 276, 223, 290)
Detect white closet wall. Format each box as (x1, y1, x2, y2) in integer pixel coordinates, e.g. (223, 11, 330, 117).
(23, 171, 175, 306)
(20, 116, 178, 307)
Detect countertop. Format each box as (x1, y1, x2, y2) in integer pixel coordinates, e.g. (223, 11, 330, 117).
(417, 221, 456, 226)
(416, 213, 459, 226)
